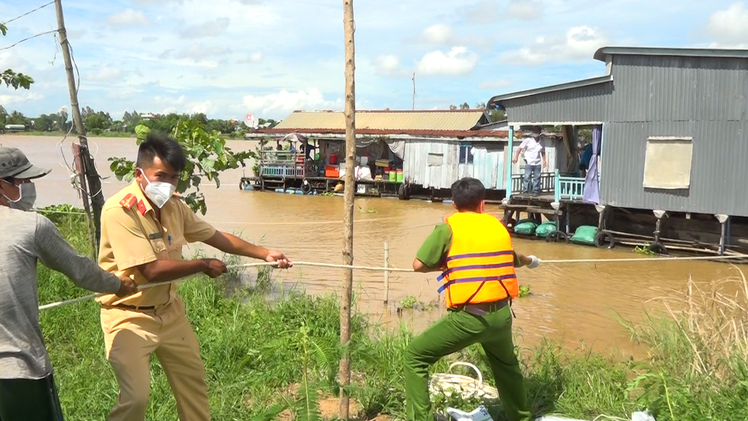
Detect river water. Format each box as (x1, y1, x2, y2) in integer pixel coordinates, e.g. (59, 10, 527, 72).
(2, 135, 741, 356)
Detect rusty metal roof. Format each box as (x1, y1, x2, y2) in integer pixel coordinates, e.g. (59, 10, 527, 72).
(273, 110, 485, 131)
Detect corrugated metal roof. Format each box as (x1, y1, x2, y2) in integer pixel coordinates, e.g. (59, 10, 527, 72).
(593, 46, 748, 62)
(487, 75, 613, 107)
(273, 110, 485, 131)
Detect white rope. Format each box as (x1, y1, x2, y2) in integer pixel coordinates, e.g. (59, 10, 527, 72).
(38, 255, 746, 311)
(541, 254, 746, 264)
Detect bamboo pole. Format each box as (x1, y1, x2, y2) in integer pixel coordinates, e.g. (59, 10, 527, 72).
(383, 242, 390, 304)
(55, 0, 105, 256)
(339, 0, 356, 418)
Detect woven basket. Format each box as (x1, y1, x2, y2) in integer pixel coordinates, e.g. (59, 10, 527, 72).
(428, 362, 499, 401)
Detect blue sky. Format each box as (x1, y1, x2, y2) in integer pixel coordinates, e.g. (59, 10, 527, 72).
(1, 0, 747, 121)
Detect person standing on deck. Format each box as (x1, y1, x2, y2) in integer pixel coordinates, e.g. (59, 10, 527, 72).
(0, 147, 138, 421)
(405, 177, 540, 421)
(512, 126, 547, 194)
(96, 132, 292, 421)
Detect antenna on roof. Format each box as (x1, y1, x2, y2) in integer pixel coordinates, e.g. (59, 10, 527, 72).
(412, 72, 416, 110)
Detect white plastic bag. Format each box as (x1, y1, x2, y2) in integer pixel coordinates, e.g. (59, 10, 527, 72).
(447, 405, 493, 421)
(631, 411, 656, 421)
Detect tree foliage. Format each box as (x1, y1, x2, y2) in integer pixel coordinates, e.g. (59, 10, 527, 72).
(450, 101, 506, 122)
(1, 24, 34, 90)
(108, 120, 253, 215)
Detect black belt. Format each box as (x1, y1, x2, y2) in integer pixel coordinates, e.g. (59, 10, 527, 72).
(453, 297, 510, 316)
(108, 304, 156, 311)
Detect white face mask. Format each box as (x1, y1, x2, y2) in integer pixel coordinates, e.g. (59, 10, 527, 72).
(1, 180, 37, 212)
(139, 170, 176, 209)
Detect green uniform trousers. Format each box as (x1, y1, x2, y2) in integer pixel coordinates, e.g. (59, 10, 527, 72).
(403, 305, 532, 421)
(0, 372, 64, 421)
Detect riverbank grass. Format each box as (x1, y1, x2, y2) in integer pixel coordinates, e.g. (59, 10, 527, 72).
(36, 207, 748, 420)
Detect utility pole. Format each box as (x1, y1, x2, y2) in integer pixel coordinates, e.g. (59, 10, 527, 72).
(55, 0, 105, 257)
(339, 0, 356, 417)
(412, 72, 416, 110)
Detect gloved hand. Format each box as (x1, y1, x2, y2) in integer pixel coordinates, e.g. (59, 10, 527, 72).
(527, 255, 541, 269)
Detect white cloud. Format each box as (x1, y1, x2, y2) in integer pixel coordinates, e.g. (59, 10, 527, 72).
(0, 92, 44, 106)
(478, 80, 513, 90)
(180, 17, 232, 39)
(500, 25, 608, 66)
(420, 24, 454, 44)
(135, 0, 184, 5)
(87, 66, 125, 83)
(706, 2, 748, 47)
(238, 52, 264, 64)
(371, 55, 404, 77)
(163, 44, 233, 64)
(151, 95, 216, 115)
(416, 23, 492, 48)
(242, 88, 342, 116)
(462, 1, 501, 24)
(107, 9, 151, 26)
(416, 47, 479, 76)
(507, 0, 543, 20)
(462, 0, 543, 24)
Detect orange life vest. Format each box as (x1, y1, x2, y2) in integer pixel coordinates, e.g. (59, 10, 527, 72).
(437, 212, 518, 308)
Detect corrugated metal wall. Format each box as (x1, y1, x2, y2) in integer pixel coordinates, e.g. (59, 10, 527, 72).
(499, 82, 612, 123)
(598, 55, 748, 216)
(500, 53, 748, 216)
(403, 141, 461, 189)
(403, 139, 565, 190)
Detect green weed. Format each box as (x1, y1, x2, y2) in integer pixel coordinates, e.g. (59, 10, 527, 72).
(33, 206, 748, 421)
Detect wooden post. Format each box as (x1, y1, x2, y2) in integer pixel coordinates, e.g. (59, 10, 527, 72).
(339, 0, 356, 418)
(383, 242, 390, 304)
(506, 125, 514, 198)
(71, 143, 96, 259)
(55, 0, 105, 256)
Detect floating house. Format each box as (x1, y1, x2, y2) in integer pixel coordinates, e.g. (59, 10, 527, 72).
(242, 110, 566, 199)
(487, 46, 748, 256)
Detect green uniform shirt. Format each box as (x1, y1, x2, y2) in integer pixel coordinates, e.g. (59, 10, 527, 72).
(415, 223, 520, 269)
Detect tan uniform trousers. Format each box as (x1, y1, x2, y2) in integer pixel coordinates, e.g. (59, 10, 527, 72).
(101, 297, 209, 421)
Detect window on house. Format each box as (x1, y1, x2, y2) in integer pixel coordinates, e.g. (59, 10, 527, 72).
(459, 143, 474, 164)
(642, 137, 693, 189)
(427, 152, 443, 166)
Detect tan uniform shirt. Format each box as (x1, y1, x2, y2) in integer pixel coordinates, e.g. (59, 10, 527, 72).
(96, 181, 216, 308)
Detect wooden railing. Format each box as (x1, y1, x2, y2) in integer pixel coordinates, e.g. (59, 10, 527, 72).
(510, 172, 556, 193)
(260, 150, 306, 178)
(554, 169, 585, 202)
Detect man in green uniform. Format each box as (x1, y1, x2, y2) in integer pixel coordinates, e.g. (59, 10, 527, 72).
(406, 177, 540, 421)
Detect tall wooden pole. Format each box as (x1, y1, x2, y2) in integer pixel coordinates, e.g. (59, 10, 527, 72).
(339, 0, 356, 417)
(55, 0, 105, 256)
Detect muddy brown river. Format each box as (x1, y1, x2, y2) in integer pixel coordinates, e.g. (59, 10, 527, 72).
(2, 135, 741, 357)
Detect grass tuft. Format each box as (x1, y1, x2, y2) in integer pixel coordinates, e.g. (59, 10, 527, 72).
(35, 207, 748, 420)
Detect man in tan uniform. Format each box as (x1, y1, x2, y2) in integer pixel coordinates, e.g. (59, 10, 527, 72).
(97, 132, 291, 421)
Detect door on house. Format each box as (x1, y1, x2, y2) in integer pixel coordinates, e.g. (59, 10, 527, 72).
(465, 142, 503, 189)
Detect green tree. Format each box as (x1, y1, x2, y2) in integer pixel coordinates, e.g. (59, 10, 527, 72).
(33, 114, 57, 131)
(83, 110, 113, 133)
(7, 110, 28, 125)
(488, 109, 506, 122)
(58, 107, 69, 131)
(0, 105, 7, 127)
(1, 24, 34, 90)
(108, 120, 253, 215)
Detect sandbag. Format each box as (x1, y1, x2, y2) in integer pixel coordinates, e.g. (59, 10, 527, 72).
(534, 221, 557, 237)
(513, 220, 538, 235)
(570, 225, 598, 245)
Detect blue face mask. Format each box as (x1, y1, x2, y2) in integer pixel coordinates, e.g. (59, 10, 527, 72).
(1, 180, 37, 212)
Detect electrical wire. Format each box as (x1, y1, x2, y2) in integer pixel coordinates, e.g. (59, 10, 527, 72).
(1, 1, 54, 26)
(0, 29, 58, 52)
